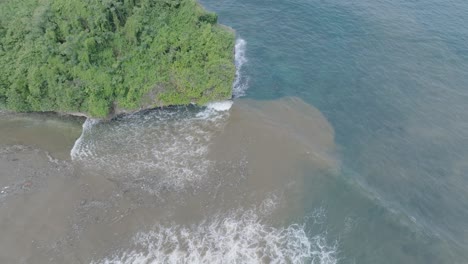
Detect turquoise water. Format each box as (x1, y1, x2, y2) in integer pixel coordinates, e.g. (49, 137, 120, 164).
(202, 0, 468, 263)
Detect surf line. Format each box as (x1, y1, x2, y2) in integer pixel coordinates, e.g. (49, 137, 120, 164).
(232, 38, 248, 98)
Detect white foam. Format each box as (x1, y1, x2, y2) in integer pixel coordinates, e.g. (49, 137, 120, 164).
(70, 108, 230, 193)
(232, 38, 248, 98)
(259, 193, 282, 216)
(93, 210, 337, 264)
(70, 118, 99, 160)
(206, 101, 233, 111)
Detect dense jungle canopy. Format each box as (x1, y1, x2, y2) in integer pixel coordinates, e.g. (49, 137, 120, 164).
(0, 0, 235, 117)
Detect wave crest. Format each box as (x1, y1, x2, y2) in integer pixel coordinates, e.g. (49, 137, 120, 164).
(70, 108, 230, 193)
(94, 210, 337, 264)
(232, 38, 248, 98)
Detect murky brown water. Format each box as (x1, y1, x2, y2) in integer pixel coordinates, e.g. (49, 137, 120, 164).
(0, 98, 338, 263)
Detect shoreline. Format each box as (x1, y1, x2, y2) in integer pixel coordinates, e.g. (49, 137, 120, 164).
(0, 99, 234, 121)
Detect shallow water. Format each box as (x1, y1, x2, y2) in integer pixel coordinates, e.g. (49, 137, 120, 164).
(202, 0, 468, 262)
(0, 98, 338, 263)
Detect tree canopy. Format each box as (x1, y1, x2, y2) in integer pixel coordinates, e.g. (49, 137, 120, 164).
(0, 0, 235, 117)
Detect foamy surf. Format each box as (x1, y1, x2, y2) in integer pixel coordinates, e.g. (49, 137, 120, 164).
(232, 38, 248, 98)
(206, 101, 233, 111)
(70, 107, 230, 193)
(93, 209, 337, 264)
(70, 118, 99, 160)
(195, 101, 234, 119)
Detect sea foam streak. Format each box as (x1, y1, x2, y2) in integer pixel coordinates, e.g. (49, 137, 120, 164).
(93, 210, 337, 264)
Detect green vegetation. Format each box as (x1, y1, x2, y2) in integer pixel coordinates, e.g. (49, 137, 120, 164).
(0, 0, 235, 117)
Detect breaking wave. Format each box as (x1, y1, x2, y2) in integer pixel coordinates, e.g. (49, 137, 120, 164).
(93, 209, 337, 264)
(232, 38, 248, 98)
(70, 106, 230, 193)
(70, 118, 99, 160)
(205, 101, 233, 111)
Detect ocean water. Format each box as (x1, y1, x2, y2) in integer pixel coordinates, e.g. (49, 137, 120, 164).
(199, 0, 468, 262)
(1, 0, 468, 263)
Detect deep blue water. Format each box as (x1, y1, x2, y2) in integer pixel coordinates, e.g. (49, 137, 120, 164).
(202, 0, 468, 263)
